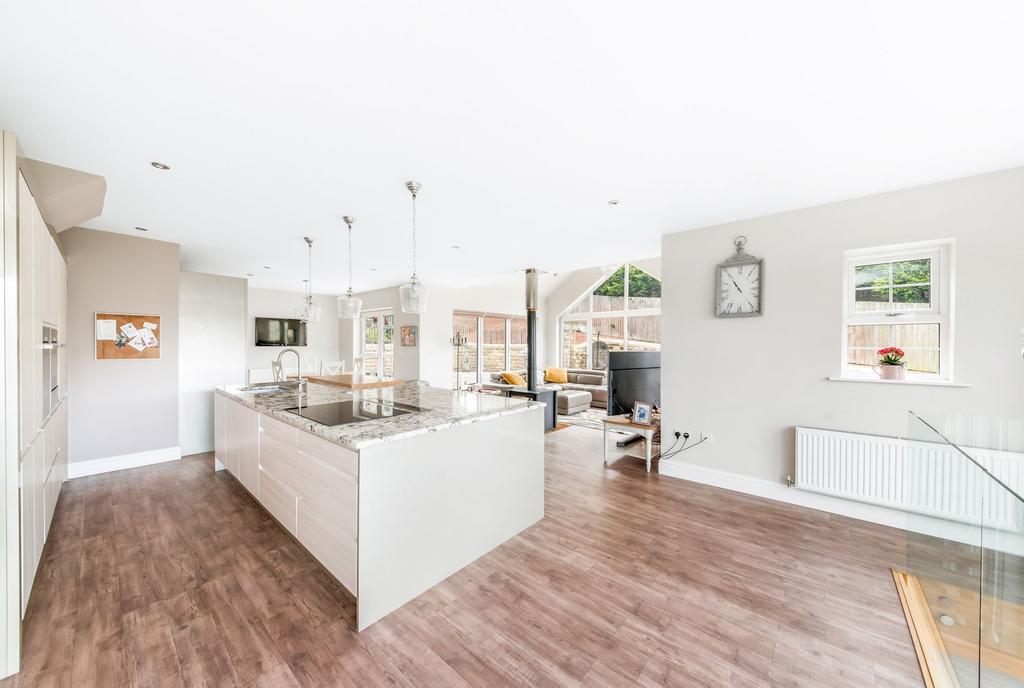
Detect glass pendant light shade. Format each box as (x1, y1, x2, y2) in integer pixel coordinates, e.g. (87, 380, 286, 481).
(299, 237, 322, 323)
(337, 290, 362, 319)
(401, 180, 427, 314)
(338, 216, 362, 319)
(399, 278, 427, 314)
(305, 301, 322, 323)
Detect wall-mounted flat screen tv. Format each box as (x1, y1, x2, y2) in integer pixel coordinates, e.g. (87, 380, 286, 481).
(255, 317, 307, 346)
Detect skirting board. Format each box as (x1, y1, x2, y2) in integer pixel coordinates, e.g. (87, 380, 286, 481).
(657, 458, 1024, 556)
(67, 446, 181, 479)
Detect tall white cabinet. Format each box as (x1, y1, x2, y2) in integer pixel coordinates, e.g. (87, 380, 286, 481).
(16, 172, 68, 616)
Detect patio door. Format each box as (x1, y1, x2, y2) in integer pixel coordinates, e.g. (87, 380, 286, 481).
(360, 309, 394, 378)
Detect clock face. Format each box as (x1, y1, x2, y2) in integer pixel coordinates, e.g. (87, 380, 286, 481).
(717, 262, 762, 316)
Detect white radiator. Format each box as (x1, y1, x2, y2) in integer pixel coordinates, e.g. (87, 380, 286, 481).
(795, 427, 1024, 532)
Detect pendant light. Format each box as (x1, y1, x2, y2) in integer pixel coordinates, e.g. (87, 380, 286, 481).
(399, 180, 427, 314)
(299, 236, 322, 323)
(336, 216, 363, 319)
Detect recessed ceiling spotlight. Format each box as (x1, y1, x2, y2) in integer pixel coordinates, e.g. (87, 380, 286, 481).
(451, 245, 460, 250)
(263, 266, 271, 270)
(134, 226, 149, 232)
(245, 273, 254, 277)
(607, 200, 620, 206)
(150, 161, 170, 170)
(369, 267, 377, 271)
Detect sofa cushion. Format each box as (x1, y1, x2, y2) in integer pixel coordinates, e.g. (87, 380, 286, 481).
(576, 373, 604, 386)
(500, 371, 527, 387)
(544, 367, 568, 384)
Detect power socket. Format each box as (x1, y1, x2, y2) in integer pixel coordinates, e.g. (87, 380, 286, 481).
(703, 432, 714, 444)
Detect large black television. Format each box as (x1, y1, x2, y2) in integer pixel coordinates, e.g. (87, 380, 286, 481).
(606, 351, 660, 416)
(255, 317, 307, 346)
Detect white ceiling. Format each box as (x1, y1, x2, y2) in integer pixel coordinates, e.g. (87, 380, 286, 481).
(2, 1, 1022, 295)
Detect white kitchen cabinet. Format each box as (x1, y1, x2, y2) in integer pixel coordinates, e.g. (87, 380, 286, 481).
(215, 394, 360, 596)
(297, 498, 357, 594)
(256, 466, 297, 535)
(16, 172, 68, 616)
(17, 174, 35, 454)
(214, 393, 226, 469)
(229, 400, 258, 495)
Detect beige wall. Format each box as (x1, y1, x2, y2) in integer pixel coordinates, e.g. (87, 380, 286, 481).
(62, 228, 180, 463)
(661, 166, 1024, 484)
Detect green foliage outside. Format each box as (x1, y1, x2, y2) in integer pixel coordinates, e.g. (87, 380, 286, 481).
(593, 265, 661, 298)
(854, 259, 930, 305)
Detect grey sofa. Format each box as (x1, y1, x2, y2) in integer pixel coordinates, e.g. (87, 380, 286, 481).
(479, 368, 608, 409)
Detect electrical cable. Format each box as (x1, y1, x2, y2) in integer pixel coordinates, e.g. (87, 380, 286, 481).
(658, 437, 709, 461)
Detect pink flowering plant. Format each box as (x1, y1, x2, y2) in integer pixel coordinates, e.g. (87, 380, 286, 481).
(877, 346, 905, 366)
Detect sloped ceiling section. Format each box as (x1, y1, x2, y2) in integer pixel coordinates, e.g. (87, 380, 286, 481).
(18, 158, 106, 232)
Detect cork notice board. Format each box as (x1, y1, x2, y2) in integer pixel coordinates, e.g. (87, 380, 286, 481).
(95, 313, 161, 360)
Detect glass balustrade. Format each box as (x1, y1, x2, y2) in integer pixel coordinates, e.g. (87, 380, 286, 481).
(898, 411, 1024, 687)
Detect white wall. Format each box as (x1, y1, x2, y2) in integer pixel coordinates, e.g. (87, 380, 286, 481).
(661, 166, 1024, 484)
(246, 288, 341, 377)
(338, 286, 421, 382)
(179, 271, 246, 456)
(340, 275, 560, 389)
(542, 257, 661, 369)
(63, 228, 181, 463)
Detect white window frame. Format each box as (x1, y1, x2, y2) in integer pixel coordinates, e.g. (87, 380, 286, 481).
(451, 311, 526, 387)
(557, 263, 662, 369)
(359, 307, 394, 377)
(841, 239, 955, 381)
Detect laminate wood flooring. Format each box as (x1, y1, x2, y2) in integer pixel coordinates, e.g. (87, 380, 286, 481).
(2, 425, 922, 687)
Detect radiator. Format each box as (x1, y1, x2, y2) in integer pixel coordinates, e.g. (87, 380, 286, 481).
(794, 427, 1024, 531)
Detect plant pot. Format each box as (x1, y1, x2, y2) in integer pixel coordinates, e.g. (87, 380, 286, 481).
(873, 364, 906, 381)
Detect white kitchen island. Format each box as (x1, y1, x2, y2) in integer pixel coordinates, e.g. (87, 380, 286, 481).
(214, 381, 545, 630)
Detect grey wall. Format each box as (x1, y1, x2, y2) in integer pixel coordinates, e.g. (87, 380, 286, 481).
(661, 166, 1024, 484)
(62, 228, 180, 463)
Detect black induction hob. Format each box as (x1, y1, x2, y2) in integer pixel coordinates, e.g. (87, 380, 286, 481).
(283, 400, 420, 427)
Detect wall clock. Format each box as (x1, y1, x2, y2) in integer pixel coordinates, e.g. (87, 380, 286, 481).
(715, 235, 764, 317)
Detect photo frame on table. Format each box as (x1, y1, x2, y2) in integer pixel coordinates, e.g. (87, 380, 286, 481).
(632, 401, 654, 425)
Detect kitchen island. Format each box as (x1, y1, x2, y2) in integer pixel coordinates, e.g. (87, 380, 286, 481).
(214, 381, 545, 630)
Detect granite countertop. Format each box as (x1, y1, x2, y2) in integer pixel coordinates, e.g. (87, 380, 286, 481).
(215, 381, 543, 451)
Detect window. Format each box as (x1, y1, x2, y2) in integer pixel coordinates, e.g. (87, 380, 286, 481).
(842, 241, 954, 380)
(558, 264, 661, 370)
(451, 312, 527, 388)
(360, 309, 394, 378)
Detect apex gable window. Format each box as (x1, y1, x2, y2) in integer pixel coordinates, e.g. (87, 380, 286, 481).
(842, 240, 955, 380)
(559, 264, 661, 370)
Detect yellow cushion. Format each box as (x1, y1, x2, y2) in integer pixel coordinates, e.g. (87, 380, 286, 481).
(544, 367, 568, 384)
(500, 371, 527, 387)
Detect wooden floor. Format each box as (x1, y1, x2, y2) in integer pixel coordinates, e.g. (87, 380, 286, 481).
(3, 425, 922, 687)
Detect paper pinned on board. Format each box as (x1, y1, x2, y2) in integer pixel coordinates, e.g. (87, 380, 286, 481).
(127, 334, 146, 352)
(96, 319, 118, 341)
(143, 322, 158, 330)
(120, 322, 138, 338)
(138, 328, 158, 348)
